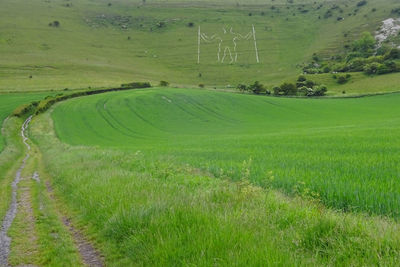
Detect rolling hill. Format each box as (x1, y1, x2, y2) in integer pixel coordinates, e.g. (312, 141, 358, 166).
(1, 0, 399, 92)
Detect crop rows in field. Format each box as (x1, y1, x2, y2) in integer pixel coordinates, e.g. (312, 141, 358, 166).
(51, 88, 400, 217)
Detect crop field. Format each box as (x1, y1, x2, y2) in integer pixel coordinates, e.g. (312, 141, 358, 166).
(51, 88, 400, 217)
(22, 87, 400, 265)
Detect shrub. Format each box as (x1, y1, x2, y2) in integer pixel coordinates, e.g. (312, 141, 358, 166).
(337, 75, 349, 84)
(305, 80, 315, 88)
(323, 66, 331, 73)
(351, 32, 375, 58)
(357, 0, 367, 7)
(312, 85, 327, 96)
(298, 86, 310, 96)
(385, 48, 400, 60)
(121, 82, 151, 88)
(159, 81, 169, 87)
(156, 22, 166, 28)
(12, 101, 39, 117)
(187, 22, 194, 27)
(199, 84, 205, 88)
(273, 86, 281, 96)
(297, 75, 307, 82)
(363, 62, 380, 75)
(249, 81, 265, 94)
(237, 84, 248, 92)
(280, 82, 297, 96)
(49, 21, 60, 27)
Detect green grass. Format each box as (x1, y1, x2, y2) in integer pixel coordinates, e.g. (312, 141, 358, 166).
(0, 116, 82, 266)
(0, 92, 52, 151)
(1, 0, 399, 92)
(30, 99, 400, 266)
(50, 88, 400, 217)
(309, 72, 400, 96)
(0, 118, 24, 221)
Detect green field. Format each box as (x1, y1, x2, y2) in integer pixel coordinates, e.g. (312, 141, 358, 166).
(24, 88, 400, 265)
(1, 0, 399, 93)
(51, 88, 400, 217)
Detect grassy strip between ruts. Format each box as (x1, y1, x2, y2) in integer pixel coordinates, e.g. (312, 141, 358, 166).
(29, 109, 400, 266)
(0, 118, 25, 221)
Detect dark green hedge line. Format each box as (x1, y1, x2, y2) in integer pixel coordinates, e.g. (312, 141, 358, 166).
(12, 82, 151, 117)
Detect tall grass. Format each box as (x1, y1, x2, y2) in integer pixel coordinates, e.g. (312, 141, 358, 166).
(31, 111, 400, 265)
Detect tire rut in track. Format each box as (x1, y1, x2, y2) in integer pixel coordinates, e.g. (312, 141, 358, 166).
(0, 116, 32, 266)
(1, 116, 104, 266)
(45, 182, 104, 267)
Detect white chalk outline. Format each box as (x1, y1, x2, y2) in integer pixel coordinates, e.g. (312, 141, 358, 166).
(198, 26, 259, 64)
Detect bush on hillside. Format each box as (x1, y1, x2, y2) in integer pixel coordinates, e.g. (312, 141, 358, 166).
(159, 81, 169, 87)
(49, 21, 60, 27)
(237, 84, 248, 92)
(280, 82, 297, 96)
(303, 32, 400, 77)
(337, 74, 351, 84)
(356, 0, 367, 7)
(249, 81, 265, 94)
(121, 82, 151, 88)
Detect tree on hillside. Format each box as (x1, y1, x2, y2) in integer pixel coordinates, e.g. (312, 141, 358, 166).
(237, 84, 248, 93)
(351, 32, 375, 58)
(249, 81, 265, 94)
(280, 82, 297, 95)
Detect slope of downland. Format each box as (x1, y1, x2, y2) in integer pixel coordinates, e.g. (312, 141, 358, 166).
(0, 0, 399, 92)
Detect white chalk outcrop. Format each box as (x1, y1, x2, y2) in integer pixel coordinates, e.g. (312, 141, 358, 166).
(375, 18, 400, 48)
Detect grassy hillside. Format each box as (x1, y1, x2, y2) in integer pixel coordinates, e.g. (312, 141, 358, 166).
(1, 0, 399, 92)
(51, 88, 400, 217)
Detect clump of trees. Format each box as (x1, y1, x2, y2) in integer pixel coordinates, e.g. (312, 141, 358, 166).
(237, 77, 327, 97)
(275, 76, 327, 96)
(237, 81, 271, 95)
(303, 32, 400, 76)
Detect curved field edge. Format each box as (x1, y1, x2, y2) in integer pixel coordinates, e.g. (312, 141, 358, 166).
(30, 108, 400, 265)
(0, 92, 54, 152)
(50, 88, 400, 218)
